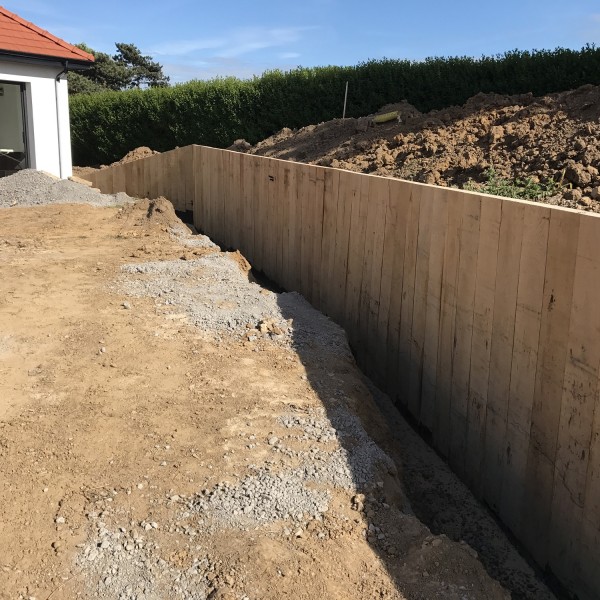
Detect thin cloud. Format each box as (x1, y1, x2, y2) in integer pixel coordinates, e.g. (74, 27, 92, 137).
(151, 26, 312, 59)
(279, 52, 301, 59)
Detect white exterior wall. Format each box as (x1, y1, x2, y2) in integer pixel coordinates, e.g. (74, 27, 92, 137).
(0, 59, 73, 178)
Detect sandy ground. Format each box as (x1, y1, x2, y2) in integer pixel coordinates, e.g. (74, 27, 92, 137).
(0, 201, 554, 600)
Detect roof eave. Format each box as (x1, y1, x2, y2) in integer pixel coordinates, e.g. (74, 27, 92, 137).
(0, 49, 94, 69)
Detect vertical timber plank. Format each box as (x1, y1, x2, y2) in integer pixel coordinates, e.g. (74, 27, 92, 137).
(433, 190, 464, 456)
(419, 187, 449, 432)
(375, 177, 396, 387)
(465, 195, 502, 493)
(482, 200, 525, 512)
(449, 193, 482, 478)
(288, 163, 302, 293)
(384, 180, 411, 403)
(521, 208, 579, 566)
(365, 176, 389, 380)
(311, 168, 326, 310)
(500, 204, 550, 534)
(299, 164, 315, 302)
(345, 173, 370, 353)
(279, 161, 293, 290)
(397, 185, 422, 409)
(319, 169, 341, 317)
(334, 171, 360, 329)
(549, 212, 600, 592)
(184, 146, 195, 212)
(407, 186, 434, 417)
(192, 146, 203, 233)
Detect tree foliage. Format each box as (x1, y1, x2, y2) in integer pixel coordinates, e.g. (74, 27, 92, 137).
(68, 42, 169, 95)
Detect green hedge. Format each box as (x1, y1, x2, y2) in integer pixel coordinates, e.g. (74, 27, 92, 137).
(70, 45, 600, 166)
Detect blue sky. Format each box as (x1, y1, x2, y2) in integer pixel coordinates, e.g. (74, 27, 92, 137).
(7, 0, 600, 83)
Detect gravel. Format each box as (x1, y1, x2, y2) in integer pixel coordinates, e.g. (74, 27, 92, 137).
(186, 405, 394, 530)
(119, 253, 350, 357)
(0, 169, 132, 208)
(77, 516, 210, 600)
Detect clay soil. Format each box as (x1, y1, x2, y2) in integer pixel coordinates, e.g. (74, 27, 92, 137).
(239, 83, 600, 213)
(0, 200, 558, 600)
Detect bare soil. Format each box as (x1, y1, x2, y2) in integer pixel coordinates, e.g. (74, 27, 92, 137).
(0, 199, 555, 599)
(238, 84, 600, 212)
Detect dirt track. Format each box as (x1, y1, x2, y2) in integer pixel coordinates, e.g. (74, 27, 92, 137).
(0, 199, 555, 599)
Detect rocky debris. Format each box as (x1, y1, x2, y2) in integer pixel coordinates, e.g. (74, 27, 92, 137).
(0, 169, 132, 208)
(76, 516, 211, 600)
(245, 84, 600, 213)
(186, 405, 394, 529)
(118, 252, 350, 357)
(189, 468, 331, 527)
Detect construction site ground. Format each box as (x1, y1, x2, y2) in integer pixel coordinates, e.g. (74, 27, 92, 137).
(0, 178, 557, 599)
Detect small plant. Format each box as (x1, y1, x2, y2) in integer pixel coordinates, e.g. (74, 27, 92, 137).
(464, 167, 562, 201)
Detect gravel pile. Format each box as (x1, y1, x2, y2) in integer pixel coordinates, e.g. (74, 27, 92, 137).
(0, 169, 131, 208)
(121, 255, 290, 335)
(119, 253, 351, 357)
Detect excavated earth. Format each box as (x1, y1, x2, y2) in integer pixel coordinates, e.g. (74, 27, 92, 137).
(234, 83, 600, 213)
(0, 172, 557, 600)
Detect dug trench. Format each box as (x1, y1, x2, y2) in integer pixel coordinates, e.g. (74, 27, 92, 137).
(0, 179, 554, 599)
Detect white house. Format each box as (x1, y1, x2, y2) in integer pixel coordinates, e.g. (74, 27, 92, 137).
(0, 7, 94, 179)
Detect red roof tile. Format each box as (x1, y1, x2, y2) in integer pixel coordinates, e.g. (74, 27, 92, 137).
(0, 6, 94, 63)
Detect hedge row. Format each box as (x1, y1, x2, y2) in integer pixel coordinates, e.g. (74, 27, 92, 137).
(70, 45, 600, 166)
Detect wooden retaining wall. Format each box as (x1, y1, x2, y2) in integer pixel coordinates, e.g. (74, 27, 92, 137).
(90, 144, 600, 600)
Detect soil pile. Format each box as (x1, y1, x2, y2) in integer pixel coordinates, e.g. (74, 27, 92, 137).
(112, 146, 160, 166)
(244, 84, 600, 212)
(116, 196, 181, 229)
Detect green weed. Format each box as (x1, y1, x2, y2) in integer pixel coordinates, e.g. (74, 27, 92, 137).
(464, 168, 562, 200)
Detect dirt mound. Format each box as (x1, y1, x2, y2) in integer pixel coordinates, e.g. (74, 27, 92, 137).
(245, 84, 600, 212)
(116, 196, 181, 229)
(112, 146, 160, 166)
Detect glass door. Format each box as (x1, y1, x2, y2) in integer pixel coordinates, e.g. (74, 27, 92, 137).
(0, 81, 29, 177)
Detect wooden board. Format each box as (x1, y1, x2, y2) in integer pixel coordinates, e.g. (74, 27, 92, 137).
(332, 170, 358, 327)
(549, 213, 600, 590)
(449, 193, 481, 478)
(253, 157, 267, 271)
(397, 185, 422, 408)
(375, 178, 397, 388)
(318, 168, 341, 316)
(464, 195, 502, 493)
(520, 208, 579, 565)
(298, 164, 315, 302)
(364, 176, 390, 379)
(407, 186, 434, 417)
(183, 145, 196, 212)
(220, 150, 233, 248)
(383, 180, 411, 398)
(499, 204, 550, 534)
(482, 201, 525, 511)
(419, 187, 449, 432)
(345, 173, 370, 353)
(290, 162, 303, 294)
(279, 161, 294, 291)
(432, 191, 463, 456)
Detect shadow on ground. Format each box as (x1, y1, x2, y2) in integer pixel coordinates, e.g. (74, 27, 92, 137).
(274, 288, 558, 600)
